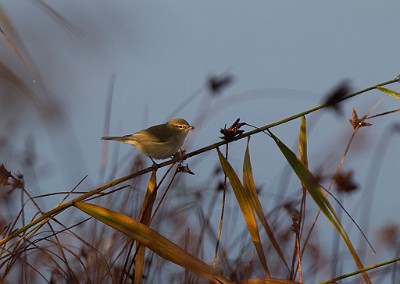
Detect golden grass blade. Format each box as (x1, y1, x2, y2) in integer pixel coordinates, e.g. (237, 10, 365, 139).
(75, 202, 230, 284)
(217, 148, 271, 277)
(245, 278, 300, 284)
(243, 138, 289, 270)
(376, 86, 400, 100)
(298, 116, 308, 167)
(138, 170, 157, 224)
(267, 130, 371, 283)
(135, 171, 157, 284)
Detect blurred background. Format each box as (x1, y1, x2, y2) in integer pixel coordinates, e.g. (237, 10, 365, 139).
(1, 1, 400, 282)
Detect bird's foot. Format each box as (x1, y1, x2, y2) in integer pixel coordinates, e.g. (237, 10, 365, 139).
(173, 149, 188, 161)
(150, 158, 160, 170)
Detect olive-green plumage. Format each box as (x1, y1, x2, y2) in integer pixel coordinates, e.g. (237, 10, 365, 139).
(101, 118, 194, 160)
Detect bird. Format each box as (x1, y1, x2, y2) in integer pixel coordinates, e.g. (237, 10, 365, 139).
(101, 118, 194, 163)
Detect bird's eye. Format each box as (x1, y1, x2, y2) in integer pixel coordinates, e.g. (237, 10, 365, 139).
(179, 125, 184, 129)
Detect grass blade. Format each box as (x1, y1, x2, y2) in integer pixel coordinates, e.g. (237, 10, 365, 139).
(0, 7, 26, 65)
(135, 171, 157, 284)
(245, 279, 300, 284)
(376, 86, 400, 99)
(295, 115, 308, 282)
(299, 116, 308, 167)
(243, 138, 289, 270)
(217, 147, 270, 277)
(267, 130, 371, 283)
(75, 201, 230, 283)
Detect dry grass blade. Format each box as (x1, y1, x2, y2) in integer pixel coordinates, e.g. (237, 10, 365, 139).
(0, 60, 34, 102)
(217, 148, 271, 278)
(0, 58, 59, 122)
(74, 202, 230, 284)
(245, 278, 301, 284)
(0, 4, 60, 120)
(138, 170, 157, 224)
(135, 171, 157, 284)
(298, 116, 308, 167)
(0, 6, 26, 64)
(243, 138, 289, 270)
(267, 130, 371, 283)
(34, 0, 82, 39)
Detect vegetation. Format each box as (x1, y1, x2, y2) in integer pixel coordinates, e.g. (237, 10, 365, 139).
(1, 2, 400, 283)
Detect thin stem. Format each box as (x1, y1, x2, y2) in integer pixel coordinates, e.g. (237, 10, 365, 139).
(213, 145, 229, 268)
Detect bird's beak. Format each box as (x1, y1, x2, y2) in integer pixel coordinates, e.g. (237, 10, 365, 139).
(190, 125, 195, 130)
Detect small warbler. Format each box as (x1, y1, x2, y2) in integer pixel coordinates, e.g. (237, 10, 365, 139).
(101, 118, 194, 161)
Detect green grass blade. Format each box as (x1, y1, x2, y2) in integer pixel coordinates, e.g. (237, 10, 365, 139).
(321, 256, 400, 283)
(75, 202, 230, 284)
(269, 131, 337, 227)
(243, 138, 289, 270)
(267, 130, 371, 283)
(376, 86, 400, 99)
(217, 148, 270, 277)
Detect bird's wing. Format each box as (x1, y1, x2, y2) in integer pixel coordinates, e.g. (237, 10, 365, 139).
(141, 124, 175, 142)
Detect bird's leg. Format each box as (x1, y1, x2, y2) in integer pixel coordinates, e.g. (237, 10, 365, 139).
(150, 157, 159, 170)
(172, 149, 187, 161)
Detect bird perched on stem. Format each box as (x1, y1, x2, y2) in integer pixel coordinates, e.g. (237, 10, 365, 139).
(101, 118, 194, 163)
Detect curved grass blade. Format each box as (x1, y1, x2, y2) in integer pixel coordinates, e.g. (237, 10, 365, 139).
(267, 130, 371, 283)
(0, 6, 26, 65)
(34, 0, 82, 39)
(243, 138, 289, 270)
(217, 148, 270, 277)
(75, 202, 230, 284)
